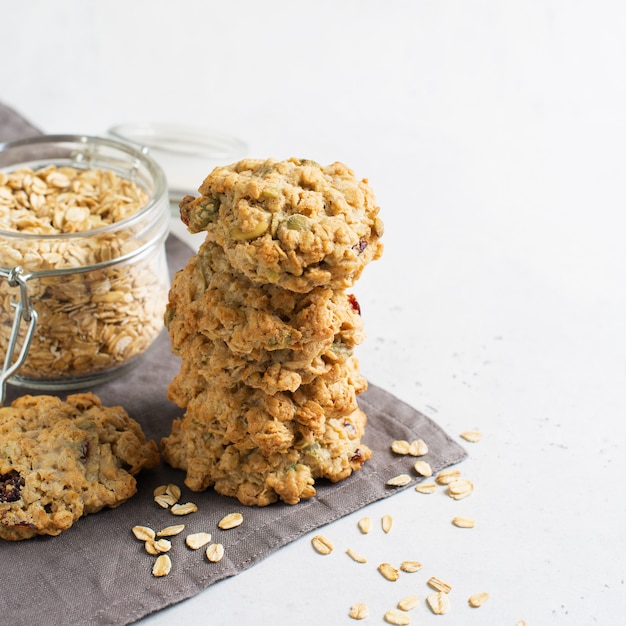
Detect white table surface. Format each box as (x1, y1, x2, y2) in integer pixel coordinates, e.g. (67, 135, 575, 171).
(3, 1, 625, 624)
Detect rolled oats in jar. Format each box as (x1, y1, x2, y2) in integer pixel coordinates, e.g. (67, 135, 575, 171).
(0, 134, 170, 395)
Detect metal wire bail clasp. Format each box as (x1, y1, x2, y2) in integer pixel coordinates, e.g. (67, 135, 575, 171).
(0, 265, 38, 404)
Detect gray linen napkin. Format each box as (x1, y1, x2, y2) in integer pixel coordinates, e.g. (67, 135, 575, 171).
(0, 102, 467, 626)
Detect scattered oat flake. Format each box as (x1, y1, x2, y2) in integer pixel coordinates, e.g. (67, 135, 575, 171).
(468, 591, 490, 607)
(448, 479, 474, 500)
(415, 482, 437, 494)
(206, 543, 225, 562)
(384, 608, 411, 625)
(460, 430, 482, 443)
(154, 538, 172, 553)
(348, 603, 369, 620)
(397, 595, 419, 611)
(186, 532, 213, 550)
(378, 562, 400, 581)
(428, 576, 452, 594)
(400, 560, 422, 573)
(516, 621, 528, 626)
(132, 525, 155, 542)
(358, 517, 371, 534)
(435, 468, 461, 485)
(157, 524, 185, 537)
(165, 483, 182, 502)
(152, 554, 172, 577)
(409, 439, 428, 456)
(426, 591, 450, 615)
(382, 514, 393, 533)
(218, 512, 243, 529)
(171, 502, 198, 515)
(346, 548, 367, 563)
(153, 485, 168, 497)
(391, 439, 411, 455)
(311, 534, 334, 555)
(145, 539, 170, 555)
(413, 460, 433, 477)
(154, 494, 175, 509)
(386, 473, 412, 487)
(452, 516, 476, 528)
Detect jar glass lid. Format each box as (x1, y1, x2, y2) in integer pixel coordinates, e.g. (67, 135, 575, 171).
(108, 123, 248, 204)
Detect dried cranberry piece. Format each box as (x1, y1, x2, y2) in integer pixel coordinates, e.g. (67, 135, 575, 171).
(353, 239, 368, 254)
(0, 470, 24, 503)
(350, 448, 364, 463)
(347, 294, 361, 315)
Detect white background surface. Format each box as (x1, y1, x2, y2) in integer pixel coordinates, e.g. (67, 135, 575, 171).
(3, 1, 626, 624)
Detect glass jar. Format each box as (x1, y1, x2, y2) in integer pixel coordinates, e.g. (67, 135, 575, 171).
(0, 134, 170, 399)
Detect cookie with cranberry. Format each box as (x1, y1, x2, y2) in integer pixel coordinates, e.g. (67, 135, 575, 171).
(161, 385, 370, 506)
(179, 158, 384, 292)
(165, 239, 365, 358)
(0, 392, 159, 541)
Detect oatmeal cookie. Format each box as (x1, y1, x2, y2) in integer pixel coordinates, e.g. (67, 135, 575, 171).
(166, 239, 365, 358)
(168, 357, 366, 452)
(179, 158, 384, 292)
(168, 312, 362, 401)
(0, 392, 159, 541)
(161, 386, 370, 506)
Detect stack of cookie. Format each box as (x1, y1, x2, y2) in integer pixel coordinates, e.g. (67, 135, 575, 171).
(161, 158, 383, 505)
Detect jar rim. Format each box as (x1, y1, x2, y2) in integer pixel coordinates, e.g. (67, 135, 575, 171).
(0, 133, 168, 241)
